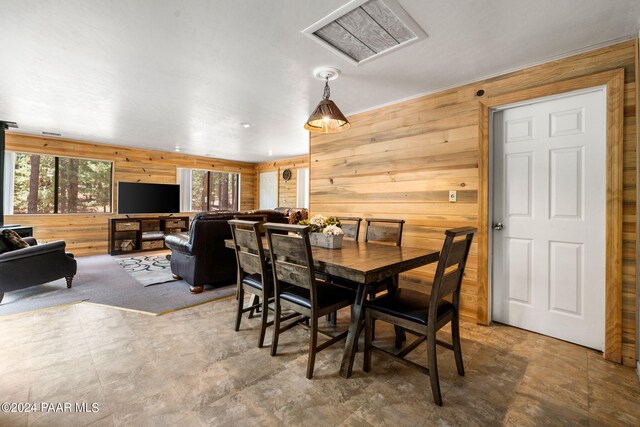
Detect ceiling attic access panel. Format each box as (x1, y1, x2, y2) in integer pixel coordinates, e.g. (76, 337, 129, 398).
(302, 0, 427, 66)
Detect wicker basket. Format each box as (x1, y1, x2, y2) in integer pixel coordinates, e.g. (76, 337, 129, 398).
(165, 219, 186, 229)
(115, 222, 140, 231)
(142, 240, 165, 250)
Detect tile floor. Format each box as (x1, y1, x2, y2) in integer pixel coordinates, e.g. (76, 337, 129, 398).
(0, 296, 638, 426)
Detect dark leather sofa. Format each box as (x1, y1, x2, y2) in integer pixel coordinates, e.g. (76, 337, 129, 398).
(165, 210, 295, 294)
(0, 237, 77, 304)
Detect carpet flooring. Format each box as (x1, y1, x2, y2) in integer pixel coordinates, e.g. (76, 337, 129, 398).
(0, 251, 235, 316)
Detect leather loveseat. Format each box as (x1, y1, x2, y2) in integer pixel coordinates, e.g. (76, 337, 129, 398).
(0, 237, 77, 304)
(165, 209, 296, 294)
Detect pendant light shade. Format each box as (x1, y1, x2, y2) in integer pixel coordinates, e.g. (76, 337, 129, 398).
(304, 68, 350, 133)
(304, 98, 350, 133)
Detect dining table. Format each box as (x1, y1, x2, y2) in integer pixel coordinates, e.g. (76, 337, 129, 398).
(225, 237, 440, 378)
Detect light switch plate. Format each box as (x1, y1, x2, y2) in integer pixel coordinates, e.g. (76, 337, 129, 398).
(449, 190, 457, 202)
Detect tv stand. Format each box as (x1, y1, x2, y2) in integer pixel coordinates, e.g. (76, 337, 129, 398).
(109, 215, 189, 255)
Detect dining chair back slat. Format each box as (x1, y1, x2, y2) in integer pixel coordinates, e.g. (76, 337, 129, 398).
(274, 259, 313, 290)
(437, 270, 462, 299)
(364, 218, 405, 246)
(443, 239, 470, 269)
(238, 251, 263, 276)
(270, 233, 311, 263)
(234, 227, 260, 251)
(337, 217, 362, 241)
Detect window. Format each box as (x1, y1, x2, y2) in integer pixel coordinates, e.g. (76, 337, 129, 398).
(177, 168, 240, 212)
(8, 152, 113, 214)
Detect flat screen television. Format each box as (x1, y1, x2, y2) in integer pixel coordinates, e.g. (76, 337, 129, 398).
(117, 182, 180, 214)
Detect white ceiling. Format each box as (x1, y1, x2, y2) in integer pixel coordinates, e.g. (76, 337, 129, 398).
(0, 0, 638, 162)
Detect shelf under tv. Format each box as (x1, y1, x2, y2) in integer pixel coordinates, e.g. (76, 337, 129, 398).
(108, 215, 189, 255)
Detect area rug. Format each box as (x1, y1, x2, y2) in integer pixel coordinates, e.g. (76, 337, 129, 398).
(0, 253, 236, 316)
(115, 254, 177, 287)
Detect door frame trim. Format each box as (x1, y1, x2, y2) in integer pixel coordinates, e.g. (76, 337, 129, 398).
(477, 69, 625, 363)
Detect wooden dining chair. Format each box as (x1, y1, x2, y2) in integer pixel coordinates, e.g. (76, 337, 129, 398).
(228, 219, 273, 348)
(363, 216, 406, 336)
(322, 216, 362, 325)
(363, 218, 406, 337)
(364, 218, 405, 247)
(326, 218, 406, 337)
(336, 217, 362, 241)
(363, 217, 405, 295)
(264, 222, 355, 379)
(363, 227, 477, 406)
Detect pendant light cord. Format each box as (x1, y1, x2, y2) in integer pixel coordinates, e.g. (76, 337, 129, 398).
(322, 77, 331, 100)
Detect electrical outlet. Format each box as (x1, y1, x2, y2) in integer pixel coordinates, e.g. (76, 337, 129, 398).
(449, 190, 457, 202)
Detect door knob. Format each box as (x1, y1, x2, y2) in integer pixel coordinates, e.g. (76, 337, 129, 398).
(493, 222, 504, 231)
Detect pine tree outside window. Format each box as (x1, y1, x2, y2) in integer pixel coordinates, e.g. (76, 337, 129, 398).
(190, 170, 239, 212)
(10, 152, 113, 214)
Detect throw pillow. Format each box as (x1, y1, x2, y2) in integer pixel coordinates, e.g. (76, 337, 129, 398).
(1, 229, 30, 250)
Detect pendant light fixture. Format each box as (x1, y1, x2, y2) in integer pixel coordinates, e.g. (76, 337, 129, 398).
(304, 67, 350, 133)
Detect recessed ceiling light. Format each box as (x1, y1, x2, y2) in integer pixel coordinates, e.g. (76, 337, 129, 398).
(240, 123, 252, 128)
(174, 146, 181, 152)
(267, 150, 273, 156)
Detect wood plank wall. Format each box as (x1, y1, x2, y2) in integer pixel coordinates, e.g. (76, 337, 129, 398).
(255, 156, 310, 208)
(309, 40, 638, 367)
(5, 133, 256, 256)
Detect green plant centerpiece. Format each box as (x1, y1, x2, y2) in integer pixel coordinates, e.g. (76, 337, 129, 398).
(298, 215, 344, 249)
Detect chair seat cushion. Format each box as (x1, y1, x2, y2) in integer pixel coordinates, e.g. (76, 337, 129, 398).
(280, 282, 355, 310)
(366, 288, 454, 325)
(242, 273, 271, 292)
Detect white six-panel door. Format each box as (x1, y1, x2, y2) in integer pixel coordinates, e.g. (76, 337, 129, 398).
(259, 171, 278, 209)
(492, 88, 606, 350)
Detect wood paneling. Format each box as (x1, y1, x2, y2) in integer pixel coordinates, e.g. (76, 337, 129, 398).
(255, 156, 309, 208)
(636, 38, 640, 365)
(5, 133, 256, 256)
(309, 40, 638, 367)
